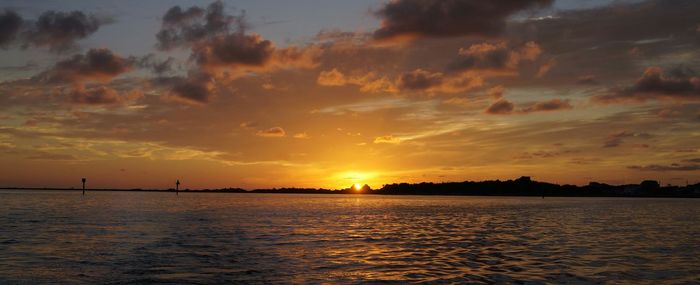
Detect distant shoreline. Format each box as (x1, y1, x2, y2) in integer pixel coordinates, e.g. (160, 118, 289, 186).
(1, 188, 699, 198)
(2, 177, 700, 198)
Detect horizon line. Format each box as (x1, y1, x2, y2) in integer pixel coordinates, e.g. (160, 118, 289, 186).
(1, 176, 697, 192)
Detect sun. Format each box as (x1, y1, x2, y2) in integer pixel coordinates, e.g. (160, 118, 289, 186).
(352, 183, 362, 191)
(333, 171, 377, 190)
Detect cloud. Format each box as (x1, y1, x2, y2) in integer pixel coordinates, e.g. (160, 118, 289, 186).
(486, 98, 572, 114)
(0, 9, 108, 52)
(37, 48, 134, 83)
(157, 1, 276, 73)
(603, 132, 630, 148)
(536, 58, 556, 78)
(442, 97, 472, 107)
(521, 99, 572, 113)
(372, 0, 553, 41)
(137, 55, 177, 75)
(0, 61, 39, 72)
(161, 5, 204, 27)
(487, 85, 504, 99)
(163, 72, 215, 104)
(0, 10, 22, 47)
(317, 69, 346, 86)
(67, 85, 142, 105)
(293, 132, 309, 139)
(398, 69, 483, 94)
(529, 0, 700, 48)
(239, 121, 258, 130)
(256, 127, 286, 138)
(193, 35, 323, 75)
(156, 1, 238, 50)
(517, 0, 700, 82)
(26, 152, 76, 160)
(576, 75, 599, 85)
(485, 99, 514, 114)
(373, 135, 401, 144)
(25, 10, 107, 52)
(603, 131, 651, 148)
(628, 158, 700, 171)
(447, 41, 542, 74)
(271, 45, 323, 70)
(192, 33, 274, 71)
(593, 67, 700, 103)
(495, 0, 700, 90)
(398, 69, 443, 90)
(317, 69, 398, 93)
(157, 1, 321, 79)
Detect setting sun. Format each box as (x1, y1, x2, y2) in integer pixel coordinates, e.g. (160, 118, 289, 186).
(1, 0, 700, 284)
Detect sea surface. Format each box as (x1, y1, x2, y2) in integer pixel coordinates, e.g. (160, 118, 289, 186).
(1, 190, 699, 284)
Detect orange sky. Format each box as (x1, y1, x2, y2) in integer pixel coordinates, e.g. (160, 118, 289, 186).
(0, 0, 699, 189)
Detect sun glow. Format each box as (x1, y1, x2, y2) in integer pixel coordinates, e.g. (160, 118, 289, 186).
(334, 171, 377, 190)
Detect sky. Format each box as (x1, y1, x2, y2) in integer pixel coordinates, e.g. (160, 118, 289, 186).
(0, 0, 698, 190)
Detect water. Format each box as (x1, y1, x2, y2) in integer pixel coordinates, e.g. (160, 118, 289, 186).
(1, 191, 699, 284)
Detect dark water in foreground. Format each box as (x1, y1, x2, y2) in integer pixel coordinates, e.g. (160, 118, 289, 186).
(1, 191, 699, 284)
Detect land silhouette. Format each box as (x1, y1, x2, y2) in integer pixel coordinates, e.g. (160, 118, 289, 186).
(3, 176, 700, 198)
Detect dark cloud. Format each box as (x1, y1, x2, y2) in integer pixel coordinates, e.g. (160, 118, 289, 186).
(192, 33, 274, 69)
(396, 69, 483, 93)
(668, 66, 696, 79)
(448, 43, 510, 72)
(137, 54, 177, 75)
(162, 6, 204, 26)
(398, 69, 443, 90)
(603, 132, 629, 148)
(629, 158, 700, 171)
(0, 61, 38, 72)
(447, 41, 541, 73)
(156, 1, 297, 78)
(156, 1, 242, 50)
(505, 0, 700, 86)
(0, 9, 108, 52)
(70, 86, 120, 105)
(0, 10, 23, 47)
(373, 0, 553, 41)
(521, 99, 572, 112)
(25, 10, 106, 52)
(526, 0, 700, 52)
(485, 97, 572, 115)
(165, 72, 215, 104)
(593, 67, 700, 103)
(37, 48, 133, 83)
(603, 131, 652, 148)
(485, 99, 515, 114)
(67, 85, 142, 105)
(150, 1, 303, 105)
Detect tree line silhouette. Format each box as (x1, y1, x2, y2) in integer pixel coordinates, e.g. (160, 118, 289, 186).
(195, 177, 700, 197)
(3, 177, 699, 197)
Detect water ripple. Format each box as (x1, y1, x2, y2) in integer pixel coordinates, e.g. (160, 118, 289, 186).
(0, 191, 699, 284)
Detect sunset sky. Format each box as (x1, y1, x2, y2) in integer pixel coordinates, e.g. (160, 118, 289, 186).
(0, 0, 699, 189)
